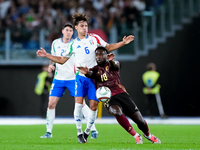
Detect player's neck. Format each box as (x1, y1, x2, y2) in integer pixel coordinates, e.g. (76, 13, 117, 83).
(78, 34, 87, 40)
(62, 37, 71, 43)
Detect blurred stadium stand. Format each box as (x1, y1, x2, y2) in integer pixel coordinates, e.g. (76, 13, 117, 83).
(1, 0, 199, 65)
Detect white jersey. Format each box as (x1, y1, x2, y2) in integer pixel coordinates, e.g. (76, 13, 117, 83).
(51, 38, 75, 80)
(64, 34, 108, 76)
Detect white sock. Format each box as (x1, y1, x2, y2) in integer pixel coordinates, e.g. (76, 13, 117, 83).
(85, 110, 97, 135)
(46, 108, 55, 133)
(82, 104, 97, 132)
(74, 103, 83, 135)
(133, 133, 139, 138)
(147, 134, 152, 139)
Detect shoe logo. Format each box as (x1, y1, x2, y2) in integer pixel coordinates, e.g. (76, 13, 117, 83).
(89, 121, 94, 124)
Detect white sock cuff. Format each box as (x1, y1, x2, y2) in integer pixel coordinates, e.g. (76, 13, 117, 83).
(75, 103, 83, 108)
(133, 133, 139, 138)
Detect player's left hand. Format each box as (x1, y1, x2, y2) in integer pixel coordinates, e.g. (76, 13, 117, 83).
(122, 35, 134, 44)
(106, 52, 115, 61)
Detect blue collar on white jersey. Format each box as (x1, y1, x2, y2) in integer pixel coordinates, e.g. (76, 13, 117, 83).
(76, 34, 89, 41)
(61, 38, 73, 43)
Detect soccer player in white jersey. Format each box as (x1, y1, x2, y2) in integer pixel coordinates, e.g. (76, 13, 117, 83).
(40, 23, 98, 139)
(37, 12, 134, 143)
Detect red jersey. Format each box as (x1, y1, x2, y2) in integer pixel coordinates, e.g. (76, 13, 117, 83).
(89, 61, 126, 96)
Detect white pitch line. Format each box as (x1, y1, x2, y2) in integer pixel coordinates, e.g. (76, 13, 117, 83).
(0, 117, 200, 125)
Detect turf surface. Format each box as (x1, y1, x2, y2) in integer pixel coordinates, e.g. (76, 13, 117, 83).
(0, 124, 199, 150)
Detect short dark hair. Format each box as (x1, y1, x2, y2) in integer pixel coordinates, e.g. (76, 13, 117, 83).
(62, 23, 73, 29)
(95, 46, 108, 54)
(72, 12, 90, 26)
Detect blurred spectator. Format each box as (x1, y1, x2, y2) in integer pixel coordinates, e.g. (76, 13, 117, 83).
(0, 0, 11, 19)
(0, 0, 161, 50)
(93, 0, 104, 13)
(10, 14, 31, 49)
(17, 0, 30, 15)
(122, 0, 141, 30)
(133, 0, 146, 11)
(0, 20, 5, 49)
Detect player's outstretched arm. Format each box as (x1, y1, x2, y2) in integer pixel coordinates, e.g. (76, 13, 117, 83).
(77, 66, 93, 78)
(105, 35, 134, 52)
(36, 47, 69, 64)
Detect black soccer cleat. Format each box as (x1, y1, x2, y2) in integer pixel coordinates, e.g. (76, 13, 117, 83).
(77, 134, 86, 143)
(83, 132, 89, 142)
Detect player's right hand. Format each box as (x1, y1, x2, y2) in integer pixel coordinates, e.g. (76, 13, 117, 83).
(48, 64, 55, 73)
(36, 47, 47, 57)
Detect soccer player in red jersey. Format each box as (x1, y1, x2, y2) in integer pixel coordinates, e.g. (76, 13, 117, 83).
(77, 46, 161, 144)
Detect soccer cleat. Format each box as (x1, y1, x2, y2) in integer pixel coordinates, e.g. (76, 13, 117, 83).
(40, 132, 52, 138)
(91, 130, 98, 139)
(77, 134, 86, 143)
(83, 132, 89, 142)
(143, 133, 161, 143)
(135, 134, 143, 144)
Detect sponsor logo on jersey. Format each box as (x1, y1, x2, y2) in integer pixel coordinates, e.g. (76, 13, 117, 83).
(77, 45, 81, 48)
(57, 46, 61, 49)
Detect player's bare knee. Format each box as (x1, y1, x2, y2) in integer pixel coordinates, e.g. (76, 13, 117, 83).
(90, 100, 98, 111)
(48, 102, 56, 109)
(109, 106, 123, 117)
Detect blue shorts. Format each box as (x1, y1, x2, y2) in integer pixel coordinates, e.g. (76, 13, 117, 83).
(75, 75, 98, 101)
(49, 79, 75, 97)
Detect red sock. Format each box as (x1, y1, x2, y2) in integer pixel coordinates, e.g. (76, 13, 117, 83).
(116, 114, 136, 136)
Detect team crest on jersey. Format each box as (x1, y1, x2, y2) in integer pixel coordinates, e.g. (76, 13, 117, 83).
(105, 66, 109, 71)
(89, 40, 94, 45)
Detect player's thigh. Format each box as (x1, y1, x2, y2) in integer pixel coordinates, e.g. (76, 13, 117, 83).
(65, 80, 75, 97)
(118, 92, 139, 116)
(75, 75, 87, 97)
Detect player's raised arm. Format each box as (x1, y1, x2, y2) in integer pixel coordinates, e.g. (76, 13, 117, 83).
(105, 35, 134, 52)
(36, 47, 69, 64)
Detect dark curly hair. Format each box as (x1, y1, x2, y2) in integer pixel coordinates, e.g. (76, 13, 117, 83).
(72, 12, 90, 26)
(95, 46, 108, 54)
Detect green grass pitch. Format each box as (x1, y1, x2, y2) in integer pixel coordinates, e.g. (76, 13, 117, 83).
(0, 124, 199, 150)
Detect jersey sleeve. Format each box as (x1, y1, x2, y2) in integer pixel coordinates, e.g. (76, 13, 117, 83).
(51, 40, 56, 56)
(89, 67, 97, 79)
(92, 34, 108, 47)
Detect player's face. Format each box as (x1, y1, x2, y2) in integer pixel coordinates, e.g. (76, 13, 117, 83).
(75, 21, 88, 37)
(62, 26, 73, 40)
(95, 49, 107, 65)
